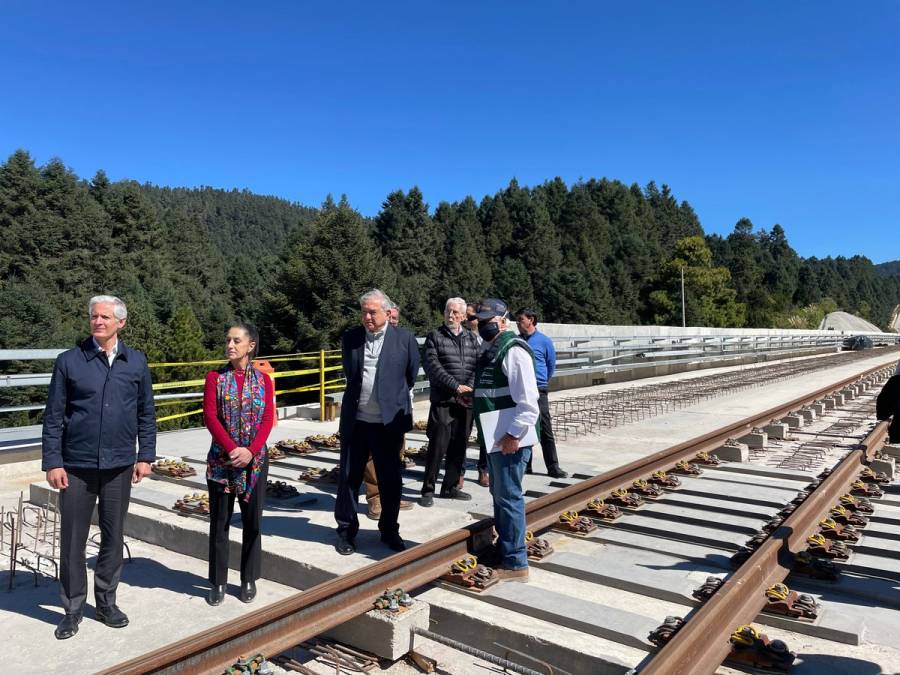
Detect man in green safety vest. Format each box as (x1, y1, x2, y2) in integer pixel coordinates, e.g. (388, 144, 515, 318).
(472, 298, 539, 582)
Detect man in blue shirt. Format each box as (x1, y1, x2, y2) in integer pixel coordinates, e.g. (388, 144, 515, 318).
(515, 308, 567, 478)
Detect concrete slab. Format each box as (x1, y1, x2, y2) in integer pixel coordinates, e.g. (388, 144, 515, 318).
(31, 475, 477, 592)
(596, 514, 748, 550)
(676, 475, 800, 508)
(421, 586, 642, 675)
(854, 533, 900, 558)
(473, 579, 659, 651)
(703, 464, 814, 483)
(538, 544, 863, 647)
(840, 552, 900, 581)
(635, 501, 766, 535)
(535, 551, 715, 605)
(694, 471, 810, 492)
(579, 529, 735, 570)
(655, 492, 780, 521)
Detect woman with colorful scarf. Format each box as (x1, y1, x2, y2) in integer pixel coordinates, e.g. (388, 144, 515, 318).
(202, 323, 274, 606)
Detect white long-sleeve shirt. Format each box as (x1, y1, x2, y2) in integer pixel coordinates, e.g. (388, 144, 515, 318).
(501, 344, 540, 441)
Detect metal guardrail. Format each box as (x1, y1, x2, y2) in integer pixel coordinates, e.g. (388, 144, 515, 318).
(3, 331, 898, 418)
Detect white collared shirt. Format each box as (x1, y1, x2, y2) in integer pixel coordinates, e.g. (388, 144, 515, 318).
(501, 344, 540, 440)
(92, 337, 119, 367)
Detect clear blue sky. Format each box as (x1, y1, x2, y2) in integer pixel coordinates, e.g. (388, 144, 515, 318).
(1, 2, 897, 262)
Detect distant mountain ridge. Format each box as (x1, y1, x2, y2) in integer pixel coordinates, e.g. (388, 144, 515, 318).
(876, 260, 900, 277)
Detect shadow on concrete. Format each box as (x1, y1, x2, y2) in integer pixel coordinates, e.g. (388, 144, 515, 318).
(121, 556, 209, 599)
(794, 653, 884, 674)
(636, 550, 733, 573)
(0, 571, 62, 627)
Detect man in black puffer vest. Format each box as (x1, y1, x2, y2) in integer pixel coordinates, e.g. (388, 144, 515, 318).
(876, 374, 900, 444)
(420, 297, 480, 506)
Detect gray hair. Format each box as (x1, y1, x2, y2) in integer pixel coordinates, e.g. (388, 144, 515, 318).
(88, 295, 128, 320)
(444, 297, 466, 315)
(359, 288, 392, 311)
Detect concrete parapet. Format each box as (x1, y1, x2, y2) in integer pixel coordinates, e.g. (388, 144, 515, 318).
(325, 600, 429, 661)
(712, 441, 749, 462)
(763, 423, 789, 440)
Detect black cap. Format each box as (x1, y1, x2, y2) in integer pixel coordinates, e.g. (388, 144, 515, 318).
(474, 298, 508, 320)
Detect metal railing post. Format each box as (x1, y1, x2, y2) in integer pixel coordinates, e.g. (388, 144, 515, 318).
(319, 349, 326, 422)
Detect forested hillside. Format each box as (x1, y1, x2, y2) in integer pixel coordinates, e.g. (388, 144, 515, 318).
(2, 149, 898, 364)
(876, 260, 900, 277)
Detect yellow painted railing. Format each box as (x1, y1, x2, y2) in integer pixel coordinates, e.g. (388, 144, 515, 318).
(154, 350, 344, 424)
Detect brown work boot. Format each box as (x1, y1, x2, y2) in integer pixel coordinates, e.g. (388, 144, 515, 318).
(495, 566, 529, 583)
(366, 496, 381, 520)
(478, 469, 490, 488)
(399, 499, 414, 510)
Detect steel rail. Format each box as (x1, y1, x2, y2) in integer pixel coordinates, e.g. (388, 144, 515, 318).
(641, 420, 890, 675)
(99, 363, 891, 675)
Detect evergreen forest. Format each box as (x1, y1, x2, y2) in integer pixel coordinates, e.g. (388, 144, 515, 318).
(3, 148, 899, 364)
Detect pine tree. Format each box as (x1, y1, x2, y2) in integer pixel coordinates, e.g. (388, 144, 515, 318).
(264, 198, 392, 350)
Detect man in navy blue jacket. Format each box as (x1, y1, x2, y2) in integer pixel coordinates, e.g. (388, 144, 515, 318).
(335, 289, 420, 555)
(515, 308, 568, 478)
(42, 295, 156, 640)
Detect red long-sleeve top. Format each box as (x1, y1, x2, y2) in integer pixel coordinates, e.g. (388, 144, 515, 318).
(203, 369, 275, 456)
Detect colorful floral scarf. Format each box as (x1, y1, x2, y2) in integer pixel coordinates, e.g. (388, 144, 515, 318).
(207, 365, 267, 502)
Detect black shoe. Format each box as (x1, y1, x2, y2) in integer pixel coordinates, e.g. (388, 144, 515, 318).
(335, 535, 356, 555)
(54, 613, 82, 640)
(95, 605, 129, 628)
(207, 584, 227, 606)
(440, 489, 472, 501)
(240, 580, 257, 603)
(419, 494, 434, 507)
(380, 533, 406, 552)
(547, 468, 569, 479)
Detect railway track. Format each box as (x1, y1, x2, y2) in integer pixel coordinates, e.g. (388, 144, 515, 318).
(99, 361, 898, 675)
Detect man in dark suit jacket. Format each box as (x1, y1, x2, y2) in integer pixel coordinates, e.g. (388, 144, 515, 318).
(335, 289, 420, 555)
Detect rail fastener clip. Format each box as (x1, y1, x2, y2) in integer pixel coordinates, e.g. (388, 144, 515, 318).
(727, 625, 795, 673)
(553, 510, 597, 536)
(763, 583, 819, 621)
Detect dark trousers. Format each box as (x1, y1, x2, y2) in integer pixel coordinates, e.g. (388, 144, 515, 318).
(207, 461, 268, 585)
(422, 401, 473, 496)
(527, 390, 561, 472)
(59, 465, 132, 615)
(335, 420, 403, 539)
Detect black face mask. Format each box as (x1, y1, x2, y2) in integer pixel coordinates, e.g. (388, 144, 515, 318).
(477, 319, 501, 342)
